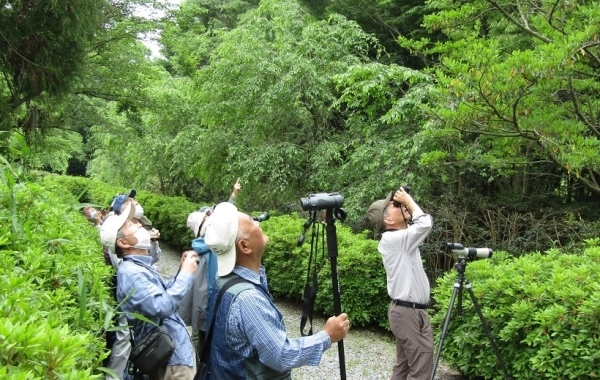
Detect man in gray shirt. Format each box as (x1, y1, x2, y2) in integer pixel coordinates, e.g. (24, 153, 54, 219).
(368, 187, 434, 380)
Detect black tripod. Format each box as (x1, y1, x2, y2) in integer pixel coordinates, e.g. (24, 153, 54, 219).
(430, 258, 512, 380)
(298, 207, 347, 380)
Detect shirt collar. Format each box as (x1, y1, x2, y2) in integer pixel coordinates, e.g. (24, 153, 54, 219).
(232, 265, 262, 285)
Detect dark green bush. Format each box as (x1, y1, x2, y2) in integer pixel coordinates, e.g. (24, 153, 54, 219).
(261, 214, 389, 327)
(432, 246, 600, 379)
(0, 175, 113, 378)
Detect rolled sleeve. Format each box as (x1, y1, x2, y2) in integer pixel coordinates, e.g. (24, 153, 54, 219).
(227, 288, 331, 371)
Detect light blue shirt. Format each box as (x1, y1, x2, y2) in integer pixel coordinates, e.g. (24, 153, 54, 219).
(223, 266, 332, 371)
(116, 254, 194, 367)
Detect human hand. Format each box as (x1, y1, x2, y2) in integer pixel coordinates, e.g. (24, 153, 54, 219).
(393, 187, 414, 207)
(232, 177, 242, 196)
(323, 313, 350, 343)
(180, 250, 198, 274)
(149, 228, 161, 240)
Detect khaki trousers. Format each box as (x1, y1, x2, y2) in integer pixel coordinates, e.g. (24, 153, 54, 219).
(153, 364, 196, 380)
(151, 327, 197, 380)
(388, 302, 434, 380)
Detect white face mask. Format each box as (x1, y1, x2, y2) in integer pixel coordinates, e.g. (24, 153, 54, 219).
(134, 203, 144, 220)
(132, 227, 152, 250)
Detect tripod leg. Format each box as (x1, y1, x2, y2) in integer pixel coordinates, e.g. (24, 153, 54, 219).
(430, 281, 461, 380)
(465, 282, 513, 380)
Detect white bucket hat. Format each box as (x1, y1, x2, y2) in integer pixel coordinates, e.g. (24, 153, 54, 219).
(100, 203, 134, 254)
(204, 202, 239, 276)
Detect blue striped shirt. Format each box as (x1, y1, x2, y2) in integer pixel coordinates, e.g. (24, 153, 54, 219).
(116, 254, 195, 367)
(220, 266, 332, 372)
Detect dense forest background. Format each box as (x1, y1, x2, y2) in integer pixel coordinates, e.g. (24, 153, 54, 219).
(2, 0, 599, 258)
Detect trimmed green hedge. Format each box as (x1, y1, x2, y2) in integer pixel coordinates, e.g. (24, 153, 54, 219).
(260, 214, 389, 327)
(40, 173, 202, 250)
(0, 176, 113, 378)
(432, 247, 600, 379)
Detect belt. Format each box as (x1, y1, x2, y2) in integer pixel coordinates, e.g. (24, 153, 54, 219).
(393, 300, 428, 309)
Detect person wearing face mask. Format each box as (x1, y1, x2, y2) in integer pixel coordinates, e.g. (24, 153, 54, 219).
(81, 204, 130, 380)
(101, 203, 199, 380)
(111, 190, 162, 265)
(82, 206, 107, 226)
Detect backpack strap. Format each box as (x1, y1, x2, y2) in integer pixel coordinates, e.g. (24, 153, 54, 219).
(196, 276, 248, 379)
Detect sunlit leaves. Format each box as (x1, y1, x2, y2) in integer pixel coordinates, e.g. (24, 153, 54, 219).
(400, 0, 600, 195)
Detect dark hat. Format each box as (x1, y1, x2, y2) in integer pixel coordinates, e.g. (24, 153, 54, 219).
(367, 191, 394, 229)
(111, 189, 136, 215)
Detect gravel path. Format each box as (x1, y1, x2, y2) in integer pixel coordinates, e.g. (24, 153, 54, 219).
(155, 244, 463, 380)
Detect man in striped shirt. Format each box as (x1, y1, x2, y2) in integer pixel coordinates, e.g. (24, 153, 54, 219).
(203, 202, 350, 379)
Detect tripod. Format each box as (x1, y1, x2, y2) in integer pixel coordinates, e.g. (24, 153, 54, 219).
(325, 207, 347, 380)
(298, 207, 347, 380)
(430, 258, 512, 380)
(298, 208, 346, 380)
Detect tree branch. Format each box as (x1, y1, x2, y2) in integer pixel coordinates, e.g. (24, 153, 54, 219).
(485, 0, 552, 43)
(533, 129, 600, 195)
(567, 75, 600, 139)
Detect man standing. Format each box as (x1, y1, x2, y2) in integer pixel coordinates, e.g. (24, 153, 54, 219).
(203, 202, 350, 380)
(179, 177, 243, 353)
(100, 203, 199, 380)
(367, 187, 434, 380)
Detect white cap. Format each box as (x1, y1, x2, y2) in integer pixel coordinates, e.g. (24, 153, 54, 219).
(204, 202, 239, 277)
(187, 210, 209, 238)
(100, 203, 134, 254)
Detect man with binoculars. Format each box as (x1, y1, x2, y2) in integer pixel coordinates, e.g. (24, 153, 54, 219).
(368, 186, 434, 380)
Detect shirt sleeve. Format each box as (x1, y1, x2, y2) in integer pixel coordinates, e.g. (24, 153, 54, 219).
(119, 264, 192, 319)
(382, 209, 433, 255)
(227, 288, 331, 371)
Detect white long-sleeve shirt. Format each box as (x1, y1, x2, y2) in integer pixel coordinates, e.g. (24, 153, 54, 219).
(378, 208, 433, 304)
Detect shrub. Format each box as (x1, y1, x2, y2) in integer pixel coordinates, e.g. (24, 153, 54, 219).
(432, 248, 600, 379)
(39, 174, 201, 250)
(261, 214, 389, 327)
(0, 175, 112, 378)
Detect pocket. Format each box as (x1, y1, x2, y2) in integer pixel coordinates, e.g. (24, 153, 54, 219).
(388, 303, 404, 318)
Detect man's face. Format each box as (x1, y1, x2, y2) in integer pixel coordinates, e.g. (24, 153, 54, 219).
(384, 201, 411, 227)
(238, 213, 269, 257)
(83, 206, 101, 223)
(116, 219, 143, 249)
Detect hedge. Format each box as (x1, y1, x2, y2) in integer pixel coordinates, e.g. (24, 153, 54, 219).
(0, 174, 113, 378)
(432, 247, 600, 379)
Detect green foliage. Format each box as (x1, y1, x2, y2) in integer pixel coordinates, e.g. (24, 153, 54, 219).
(261, 214, 389, 327)
(0, 0, 110, 105)
(432, 249, 600, 379)
(399, 0, 600, 197)
(40, 173, 202, 251)
(160, 0, 382, 211)
(0, 166, 112, 377)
